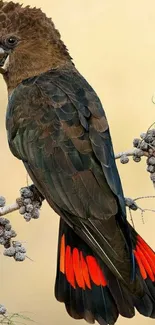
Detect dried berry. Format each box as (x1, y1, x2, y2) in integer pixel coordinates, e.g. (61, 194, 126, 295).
(0, 196, 6, 207)
(24, 212, 32, 222)
(32, 209, 40, 219)
(149, 129, 155, 137)
(140, 141, 148, 151)
(133, 156, 141, 162)
(23, 198, 32, 205)
(20, 187, 33, 198)
(144, 134, 154, 143)
(147, 157, 155, 165)
(13, 241, 22, 247)
(5, 224, 11, 231)
(15, 246, 26, 254)
(26, 204, 33, 213)
(120, 155, 129, 164)
(10, 230, 17, 238)
(147, 165, 155, 173)
(140, 133, 146, 139)
(19, 206, 26, 215)
(14, 252, 26, 261)
(0, 218, 10, 225)
(3, 247, 15, 257)
(150, 173, 155, 182)
(4, 231, 12, 240)
(0, 237, 6, 245)
(133, 138, 140, 148)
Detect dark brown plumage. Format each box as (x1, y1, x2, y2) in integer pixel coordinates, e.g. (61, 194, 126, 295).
(0, 1, 72, 90)
(1, 2, 155, 325)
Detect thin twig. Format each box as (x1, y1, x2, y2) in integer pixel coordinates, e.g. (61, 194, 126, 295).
(134, 195, 155, 201)
(115, 148, 148, 159)
(126, 195, 155, 224)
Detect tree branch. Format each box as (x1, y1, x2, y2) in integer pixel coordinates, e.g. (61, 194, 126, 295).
(0, 201, 20, 216)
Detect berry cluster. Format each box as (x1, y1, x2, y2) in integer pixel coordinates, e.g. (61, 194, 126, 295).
(19, 186, 42, 222)
(0, 217, 16, 248)
(4, 241, 26, 261)
(120, 128, 155, 185)
(0, 216, 26, 261)
(0, 185, 43, 261)
(0, 186, 44, 318)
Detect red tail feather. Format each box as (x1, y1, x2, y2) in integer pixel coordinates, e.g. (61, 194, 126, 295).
(60, 233, 107, 289)
(134, 235, 155, 282)
(80, 252, 91, 289)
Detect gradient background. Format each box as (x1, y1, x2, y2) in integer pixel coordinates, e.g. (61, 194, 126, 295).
(0, 0, 155, 324)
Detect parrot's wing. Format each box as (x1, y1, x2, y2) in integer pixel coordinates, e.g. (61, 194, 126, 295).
(6, 66, 133, 283)
(44, 66, 134, 275)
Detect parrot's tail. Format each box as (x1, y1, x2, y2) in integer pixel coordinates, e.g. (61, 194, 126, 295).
(55, 219, 155, 325)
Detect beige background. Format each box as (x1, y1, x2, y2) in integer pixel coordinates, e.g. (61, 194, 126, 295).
(0, 0, 155, 324)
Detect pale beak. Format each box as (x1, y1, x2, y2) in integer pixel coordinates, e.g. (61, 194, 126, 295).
(0, 47, 9, 74)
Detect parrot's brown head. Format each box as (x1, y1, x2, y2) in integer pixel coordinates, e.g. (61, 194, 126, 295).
(0, 1, 72, 90)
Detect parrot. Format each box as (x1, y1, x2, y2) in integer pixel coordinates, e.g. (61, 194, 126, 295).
(0, 1, 155, 324)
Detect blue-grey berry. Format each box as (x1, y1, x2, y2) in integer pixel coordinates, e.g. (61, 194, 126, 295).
(140, 133, 146, 139)
(10, 230, 17, 238)
(145, 134, 154, 143)
(19, 206, 26, 215)
(32, 209, 40, 219)
(26, 204, 33, 213)
(149, 129, 155, 137)
(120, 155, 129, 164)
(4, 231, 12, 240)
(133, 156, 141, 162)
(0, 218, 10, 225)
(0, 237, 5, 245)
(140, 141, 148, 151)
(20, 187, 33, 198)
(5, 223, 11, 231)
(147, 165, 155, 173)
(15, 246, 26, 254)
(13, 241, 22, 247)
(34, 201, 41, 209)
(0, 196, 6, 207)
(24, 213, 31, 222)
(148, 157, 155, 165)
(133, 138, 140, 148)
(23, 198, 32, 206)
(14, 252, 26, 261)
(150, 173, 155, 182)
(3, 247, 15, 256)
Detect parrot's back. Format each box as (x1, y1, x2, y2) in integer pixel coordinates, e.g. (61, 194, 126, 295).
(6, 66, 155, 325)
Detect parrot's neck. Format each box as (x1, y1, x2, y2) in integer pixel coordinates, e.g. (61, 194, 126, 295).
(2, 44, 73, 93)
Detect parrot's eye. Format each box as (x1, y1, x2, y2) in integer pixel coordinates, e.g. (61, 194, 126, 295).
(5, 36, 18, 48)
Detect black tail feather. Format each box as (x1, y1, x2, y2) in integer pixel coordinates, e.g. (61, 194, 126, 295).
(55, 219, 155, 324)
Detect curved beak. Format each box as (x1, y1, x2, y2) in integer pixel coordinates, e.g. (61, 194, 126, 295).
(0, 48, 9, 74)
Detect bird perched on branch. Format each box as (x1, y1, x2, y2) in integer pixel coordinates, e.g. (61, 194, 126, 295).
(0, 1, 155, 324)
